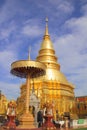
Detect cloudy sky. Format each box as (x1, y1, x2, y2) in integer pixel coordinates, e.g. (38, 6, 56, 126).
(0, 0, 87, 100)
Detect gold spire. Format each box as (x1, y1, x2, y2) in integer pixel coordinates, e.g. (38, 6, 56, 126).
(28, 46, 31, 60)
(45, 17, 49, 35)
(35, 19, 76, 86)
(36, 18, 60, 71)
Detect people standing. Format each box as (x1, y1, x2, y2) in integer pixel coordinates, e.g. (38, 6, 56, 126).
(37, 110, 43, 127)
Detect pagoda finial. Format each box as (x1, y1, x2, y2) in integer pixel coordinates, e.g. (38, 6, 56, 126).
(28, 46, 31, 60)
(45, 17, 49, 35)
(46, 17, 48, 23)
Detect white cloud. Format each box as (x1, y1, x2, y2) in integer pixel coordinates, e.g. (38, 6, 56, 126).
(56, 1, 74, 14)
(0, 50, 17, 72)
(65, 17, 87, 38)
(20, 17, 44, 37)
(22, 25, 43, 37)
(0, 21, 16, 40)
(48, 0, 74, 14)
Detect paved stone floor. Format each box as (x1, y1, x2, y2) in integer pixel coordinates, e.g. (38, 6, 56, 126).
(1, 126, 87, 130)
(1, 125, 87, 130)
(0, 126, 73, 130)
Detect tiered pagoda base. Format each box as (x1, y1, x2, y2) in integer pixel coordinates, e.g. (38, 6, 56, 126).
(17, 113, 35, 129)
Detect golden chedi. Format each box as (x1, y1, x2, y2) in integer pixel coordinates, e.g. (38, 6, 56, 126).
(17, 19, 76, 119)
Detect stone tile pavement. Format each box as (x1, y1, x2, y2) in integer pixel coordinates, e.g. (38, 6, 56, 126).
(0, 126, 73, 130)
(1, 126, 87, 130)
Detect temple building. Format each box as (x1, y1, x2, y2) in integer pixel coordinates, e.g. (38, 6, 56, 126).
(75, 96, 87, 118)
(0, 20, 87, 122)
(16, 19, 76, 119)
(0, 91, 8, 117)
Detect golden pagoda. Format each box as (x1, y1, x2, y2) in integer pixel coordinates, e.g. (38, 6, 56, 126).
(17, 18, 76, 119)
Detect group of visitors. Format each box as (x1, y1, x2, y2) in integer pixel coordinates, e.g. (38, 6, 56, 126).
(54, 118, 70, 128)
(37, 108, 70, 128)
(37, 103, 53, 128)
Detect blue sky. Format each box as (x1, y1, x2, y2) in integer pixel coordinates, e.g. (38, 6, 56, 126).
(0, 0, 87, 100)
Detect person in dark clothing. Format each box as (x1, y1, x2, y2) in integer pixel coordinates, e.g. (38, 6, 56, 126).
(37, 110, 43, 127)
